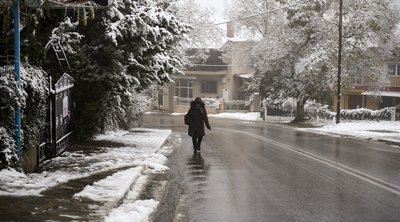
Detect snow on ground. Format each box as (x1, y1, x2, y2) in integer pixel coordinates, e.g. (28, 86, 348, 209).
(0, 128, 173, 196)
(73, 167, 144, 202)
(95, 128, 171, 149)
(209, 112, 260, 121)
(105, 199, 159, 222)
(302, 120, 400, 141)
(169, 111, 262, 121)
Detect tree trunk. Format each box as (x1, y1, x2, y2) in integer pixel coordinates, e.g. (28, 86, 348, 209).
(293, 98, 307, 123)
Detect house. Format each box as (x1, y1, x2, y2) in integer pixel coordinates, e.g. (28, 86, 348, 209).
(150, 39, 260, 114)
(335, 48, 400, 111)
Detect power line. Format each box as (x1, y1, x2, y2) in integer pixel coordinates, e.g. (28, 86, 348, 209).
(213, 0, 311, 26)
(191, 64, 232, 67)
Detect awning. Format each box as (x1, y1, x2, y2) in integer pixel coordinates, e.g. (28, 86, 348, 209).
(361, 91, 400, 98)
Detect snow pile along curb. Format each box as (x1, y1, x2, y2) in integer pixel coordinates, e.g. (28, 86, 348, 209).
(73, 167, 144, 203)
(105, 199, 159, 222)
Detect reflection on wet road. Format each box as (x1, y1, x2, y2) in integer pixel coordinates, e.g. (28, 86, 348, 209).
(185, 153, 210, 221)
(143, 114, 400, 222)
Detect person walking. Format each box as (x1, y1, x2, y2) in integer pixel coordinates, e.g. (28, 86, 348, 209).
(185, 97, 211, 153)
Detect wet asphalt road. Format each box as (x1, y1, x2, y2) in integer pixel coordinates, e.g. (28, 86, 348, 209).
(143, 114, 400, 222)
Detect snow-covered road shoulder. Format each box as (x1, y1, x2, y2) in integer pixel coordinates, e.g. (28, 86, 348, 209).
(0, 128, 174, 196)
(299, 121, 400, 143)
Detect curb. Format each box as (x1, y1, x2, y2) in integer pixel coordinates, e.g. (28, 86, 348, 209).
(377, 138, 400, 146)
(153, 130, 172, 153)
(109, 130, 173, 214)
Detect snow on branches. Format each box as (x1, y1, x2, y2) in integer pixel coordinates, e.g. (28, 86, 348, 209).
(235, 0, 399, 122)
(56, 0, 191, 137)
(0, 64, 48, 170)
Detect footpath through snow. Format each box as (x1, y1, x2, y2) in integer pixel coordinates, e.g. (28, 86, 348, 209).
(0, 128, 179, 221)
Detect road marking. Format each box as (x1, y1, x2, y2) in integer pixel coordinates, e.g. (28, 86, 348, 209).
(225, 129, 400, 196)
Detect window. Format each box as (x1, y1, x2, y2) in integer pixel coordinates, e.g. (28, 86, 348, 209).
(352, 71, 363, 85)
(201, 80, 217, 93)
(387, 63, 400, 76)
(175, 79, 194, 106)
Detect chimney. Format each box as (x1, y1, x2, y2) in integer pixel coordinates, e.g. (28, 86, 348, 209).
(227, 22, 234, 38)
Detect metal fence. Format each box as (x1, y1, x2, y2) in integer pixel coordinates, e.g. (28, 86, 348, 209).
(176, 97, 251, 112)
(177, 97, 192, 106)
(224, 100, 249, 112)
(38, 73, 74, 164)
(177, 97, 222, 109)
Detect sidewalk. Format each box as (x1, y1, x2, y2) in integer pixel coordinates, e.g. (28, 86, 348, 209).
(0, 128, 177, 221)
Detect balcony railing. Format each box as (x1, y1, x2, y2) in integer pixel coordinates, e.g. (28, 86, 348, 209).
(389, 76, 400, 87)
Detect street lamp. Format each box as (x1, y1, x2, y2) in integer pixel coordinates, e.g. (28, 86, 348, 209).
(336, 0, 343, 124)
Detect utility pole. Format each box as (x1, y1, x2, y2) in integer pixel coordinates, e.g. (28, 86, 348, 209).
(13, 0, 21, 156)
(336, 0, 343, 124)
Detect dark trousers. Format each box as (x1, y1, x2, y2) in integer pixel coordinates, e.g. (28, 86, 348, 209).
(192, 136, 203, 149)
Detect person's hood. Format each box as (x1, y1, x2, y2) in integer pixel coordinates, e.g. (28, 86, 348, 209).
(190, 100, 205, 108)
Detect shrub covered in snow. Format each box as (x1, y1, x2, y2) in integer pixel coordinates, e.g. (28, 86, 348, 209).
(262, 97, 296, 116)
(99, 87, 149, 132)
(316, 107, 395, 121)
(0, 127, 20, 170)
(0, 68, 23, 170)
(0, 64, 47, 170)
(20, 65, 48, 149)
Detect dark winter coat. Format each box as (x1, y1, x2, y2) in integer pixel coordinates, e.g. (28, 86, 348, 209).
(186, 100, 211, 137)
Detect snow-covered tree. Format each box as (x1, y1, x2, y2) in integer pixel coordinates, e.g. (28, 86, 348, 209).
(30, 0, 192, 138)
(172, 0, 225, 48)
(18, 0, 190, 139)
(232, 0, 399, 122)
(228, 0, 284, 38)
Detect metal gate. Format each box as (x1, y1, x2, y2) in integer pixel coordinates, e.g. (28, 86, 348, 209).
(38, 73, 74, 164)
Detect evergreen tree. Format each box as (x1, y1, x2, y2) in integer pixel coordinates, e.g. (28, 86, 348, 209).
(22, 0, 191, 139)
(64, 0, 191, 138)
